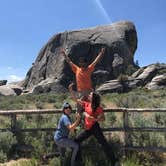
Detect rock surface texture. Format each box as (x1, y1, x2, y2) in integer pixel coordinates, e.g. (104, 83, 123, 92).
(97, 63, 166, 93)
(22, 21, 138, 93)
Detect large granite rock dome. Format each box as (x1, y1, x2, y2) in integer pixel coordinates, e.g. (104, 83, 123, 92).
(22, 21, 138, 93)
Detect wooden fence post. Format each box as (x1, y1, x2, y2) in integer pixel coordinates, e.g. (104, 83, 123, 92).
(123, 109, 131, 156)
(11, 114, 17, 133)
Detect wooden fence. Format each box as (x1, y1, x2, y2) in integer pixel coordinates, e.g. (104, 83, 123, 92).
(0, 108, 166, 153)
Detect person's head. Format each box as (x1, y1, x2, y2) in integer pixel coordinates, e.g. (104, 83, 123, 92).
(78, 57, 88, 68)
(88, 92, 101, 112)
(62, 102, 72, 115)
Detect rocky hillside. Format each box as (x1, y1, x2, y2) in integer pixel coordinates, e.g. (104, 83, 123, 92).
(97, 63, 166, 93)
(22, 20, 137, 93)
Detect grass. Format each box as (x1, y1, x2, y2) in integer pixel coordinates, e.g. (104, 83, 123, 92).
(101, 88, 166, 109)
(0, 88, 166, 166)
(0, 88, 166, 110)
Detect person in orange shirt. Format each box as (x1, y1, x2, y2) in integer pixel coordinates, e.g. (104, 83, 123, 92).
(60, 47, 105, 100)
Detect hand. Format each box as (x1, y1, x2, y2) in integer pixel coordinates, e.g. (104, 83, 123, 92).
(75, 112, 81, 120)
(68, 82, 74, 91)
(60, 48, 66, 56)
(100, 47, 105, 55)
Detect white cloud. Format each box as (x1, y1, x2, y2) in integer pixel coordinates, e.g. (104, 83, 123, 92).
(8, 75, 24, 83)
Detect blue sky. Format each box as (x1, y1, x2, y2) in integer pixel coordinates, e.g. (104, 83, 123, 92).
(0, 0, 166, 83)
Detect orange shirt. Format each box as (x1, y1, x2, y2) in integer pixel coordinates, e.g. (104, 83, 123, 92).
(81, 101, 103, 130)
(71, 63, 95, 91)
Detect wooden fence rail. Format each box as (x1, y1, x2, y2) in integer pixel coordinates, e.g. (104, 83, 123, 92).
(0, 108, 166, 153)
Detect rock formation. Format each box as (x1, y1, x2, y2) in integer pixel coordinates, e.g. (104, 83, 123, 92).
(22, 21, 138, 93)
(0, 80, 7, 86)
(97, 63, 166, 93)
(0, 84, 23, 96)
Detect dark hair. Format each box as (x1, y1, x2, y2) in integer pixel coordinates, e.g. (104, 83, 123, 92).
(91, 92, 101, 112)
(79, 57, 87, 63)
(62, 102, 72, 122)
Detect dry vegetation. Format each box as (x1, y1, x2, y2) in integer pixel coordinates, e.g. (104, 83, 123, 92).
(0, 88, 166, 166)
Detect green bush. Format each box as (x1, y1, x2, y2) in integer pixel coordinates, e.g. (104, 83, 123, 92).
(49, 157, 61, 166)
(0, 132, 17, 163)
(0, 150, 7, 163)
(123, 154, 142, 166)
(118, 74, 128, 84)
(129, 114, 166, 147)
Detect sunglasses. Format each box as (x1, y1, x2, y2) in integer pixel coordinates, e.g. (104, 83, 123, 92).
(64, 107, 71, 109)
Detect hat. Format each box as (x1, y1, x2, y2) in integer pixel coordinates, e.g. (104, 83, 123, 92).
(62, 102, 72, 110)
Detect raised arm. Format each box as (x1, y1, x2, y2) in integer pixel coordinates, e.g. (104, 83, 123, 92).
(68, 83, 82, 105)
(90, 47, 105, 67)
(60, 48, 73, 67)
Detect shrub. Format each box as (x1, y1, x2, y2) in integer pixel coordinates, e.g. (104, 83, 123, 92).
(0, 132, 17, 163)
(118, 74, 128, 84)
(0, 150, 7, 163)
(125, 64, 139, 76)
(123, 154, 142, 166)
(49, 157, 61, 166)
(130, 114, 166, 147)
(35, 101, 44, 109)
